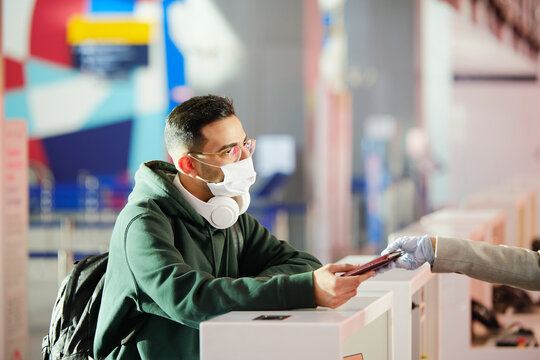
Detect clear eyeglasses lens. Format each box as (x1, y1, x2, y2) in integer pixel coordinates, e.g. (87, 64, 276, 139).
(227, 146, 242, 162)
(244, 138, 256, 154)
(226, 138, 256, 162)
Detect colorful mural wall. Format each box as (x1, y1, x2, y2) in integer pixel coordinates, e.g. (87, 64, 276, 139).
(3, 0, 186, 212)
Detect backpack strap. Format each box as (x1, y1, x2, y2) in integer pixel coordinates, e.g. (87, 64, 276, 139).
(62, 253, 108, 331)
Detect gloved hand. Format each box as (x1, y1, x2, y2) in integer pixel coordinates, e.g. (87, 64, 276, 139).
(378, 234, 434, 273)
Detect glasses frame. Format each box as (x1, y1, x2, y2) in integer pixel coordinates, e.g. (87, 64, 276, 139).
(187, 137, 256, 163)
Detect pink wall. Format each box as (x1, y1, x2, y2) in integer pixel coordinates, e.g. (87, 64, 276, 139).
(450, 81, 540, 204)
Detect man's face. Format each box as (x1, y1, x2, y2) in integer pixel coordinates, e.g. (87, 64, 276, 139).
(192, 115, 248, 183)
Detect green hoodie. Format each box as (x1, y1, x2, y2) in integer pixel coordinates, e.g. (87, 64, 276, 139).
(94, 161, 322, 359)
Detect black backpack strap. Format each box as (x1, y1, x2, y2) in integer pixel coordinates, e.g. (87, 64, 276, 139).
(62, 253, 108, 330)
(41, 335, 50, 360)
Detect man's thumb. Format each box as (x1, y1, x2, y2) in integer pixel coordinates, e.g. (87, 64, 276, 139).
(326, 263, 358, 273)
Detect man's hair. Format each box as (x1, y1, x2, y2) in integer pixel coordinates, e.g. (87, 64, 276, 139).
(164, 94, 235, 161)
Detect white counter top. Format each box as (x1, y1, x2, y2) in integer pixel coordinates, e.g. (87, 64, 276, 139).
(200, 291, 394, 360)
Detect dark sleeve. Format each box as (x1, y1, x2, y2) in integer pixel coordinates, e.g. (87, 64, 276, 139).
(124, 213, 318, 330)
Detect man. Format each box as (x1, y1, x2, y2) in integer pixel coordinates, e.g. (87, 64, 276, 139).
(380, 234, 540, 291)
(94, 95, 373, 359)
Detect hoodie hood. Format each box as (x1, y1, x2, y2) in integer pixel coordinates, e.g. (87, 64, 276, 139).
(129, 160, 206, 228)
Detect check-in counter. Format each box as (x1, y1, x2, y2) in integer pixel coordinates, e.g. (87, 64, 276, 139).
(420, 208, 506, 308)
(200, 291, 394, 360)
(338, 255, 438, 360)
(391, 215, 540, 359)
(464, 188, 534, 249)
(506, 175, 540, 239)
(420, 208, 506, 245)
(416, 213, 497, 359)
(387, 220, 479, 359)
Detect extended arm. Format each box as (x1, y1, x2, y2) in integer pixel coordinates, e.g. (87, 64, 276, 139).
(381, 235, 540, 291)
(125, 214, 317, 329)
(433, 236, 540, 291)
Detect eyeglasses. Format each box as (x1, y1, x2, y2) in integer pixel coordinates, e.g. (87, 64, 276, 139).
(188, 138, 256, 163)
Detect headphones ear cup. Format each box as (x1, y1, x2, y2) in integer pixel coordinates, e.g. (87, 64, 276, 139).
(236, 193, 251, 215)
(207, 196, 240, 229)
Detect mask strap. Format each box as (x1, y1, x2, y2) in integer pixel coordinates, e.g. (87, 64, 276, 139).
(187, 154, 221, 168)
(186, 154, 221, 185)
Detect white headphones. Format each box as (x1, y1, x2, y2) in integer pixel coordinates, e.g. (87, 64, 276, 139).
(173, 175, 250, 229)
(204, 193, 250, 229)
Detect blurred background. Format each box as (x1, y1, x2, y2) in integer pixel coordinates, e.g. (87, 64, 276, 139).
(1, 0, 540, 358)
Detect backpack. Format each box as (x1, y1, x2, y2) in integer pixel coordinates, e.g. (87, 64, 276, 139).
(41, 221, 244, 360)
(41, 252, 147, 360)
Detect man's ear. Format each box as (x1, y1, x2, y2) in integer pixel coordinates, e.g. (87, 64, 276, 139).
(177, 156, 198, 177)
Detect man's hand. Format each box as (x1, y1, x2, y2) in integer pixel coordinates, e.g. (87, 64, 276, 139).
(312, 264, 374, 309)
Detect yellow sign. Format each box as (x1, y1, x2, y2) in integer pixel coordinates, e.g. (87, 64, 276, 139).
(67, 15, 151, 45)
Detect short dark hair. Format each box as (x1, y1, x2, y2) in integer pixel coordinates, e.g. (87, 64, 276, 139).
(164, 95, 235, 161)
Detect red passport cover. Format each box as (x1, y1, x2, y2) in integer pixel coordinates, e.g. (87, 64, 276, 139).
(341, 251, 403, 277)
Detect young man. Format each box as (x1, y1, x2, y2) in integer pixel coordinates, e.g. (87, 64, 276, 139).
(94, 95, 373, 359)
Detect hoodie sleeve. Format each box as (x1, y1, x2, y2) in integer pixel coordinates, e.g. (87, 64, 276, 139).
(123, 212, 320, 330)
(238, 213, 322, 278)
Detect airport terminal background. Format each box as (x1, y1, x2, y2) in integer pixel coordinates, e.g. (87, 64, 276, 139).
(2, 0, 540, 359)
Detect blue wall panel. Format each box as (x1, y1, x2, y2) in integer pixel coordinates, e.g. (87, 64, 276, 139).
(42, 120, 133, 182)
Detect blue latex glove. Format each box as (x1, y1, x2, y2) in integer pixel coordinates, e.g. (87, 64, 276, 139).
(378, 234, 434, 273)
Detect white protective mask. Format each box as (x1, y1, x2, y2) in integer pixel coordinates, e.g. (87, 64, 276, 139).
(193, 156, 257, 197)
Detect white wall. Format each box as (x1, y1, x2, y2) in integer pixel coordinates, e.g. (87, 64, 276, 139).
(422, 0, 540, 209)
(422, 0, 453, 210)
